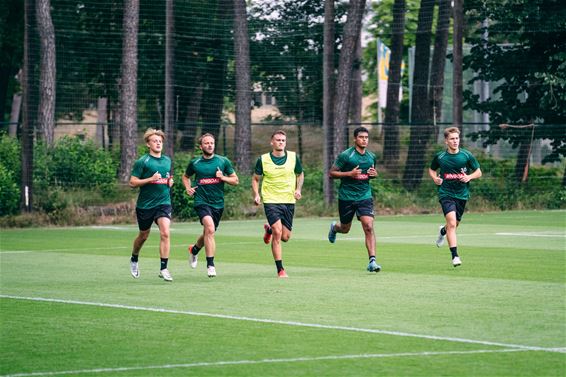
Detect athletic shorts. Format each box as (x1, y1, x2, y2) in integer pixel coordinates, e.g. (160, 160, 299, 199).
(440, 197, 467, 222)
(136, 204, 172, 231)
(195, 205, 224, 230)
(338, 198, 375, 225)
(264, 203, 295, 231)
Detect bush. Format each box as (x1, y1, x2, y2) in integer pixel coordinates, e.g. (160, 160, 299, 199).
(0, 163, 20, 216)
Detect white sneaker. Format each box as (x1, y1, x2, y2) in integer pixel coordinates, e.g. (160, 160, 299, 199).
(188, 245, 198, 269)
(159, 268, 173, 282)
(207, 266, 216, 278)
(436, 225, 446, 247)
(452, 256, 462, 267)
(130, 261, 140, 278)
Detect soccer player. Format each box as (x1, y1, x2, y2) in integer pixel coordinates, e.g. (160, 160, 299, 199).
(252, 130, 304, 278)
(327, 126, 381, 273)
(183, 133, 239, 278)
(428, 126, 482, 267)
(129, 128, 174, 282)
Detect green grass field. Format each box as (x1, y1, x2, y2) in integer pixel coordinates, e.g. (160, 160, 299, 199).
(1, 210, 565, 376)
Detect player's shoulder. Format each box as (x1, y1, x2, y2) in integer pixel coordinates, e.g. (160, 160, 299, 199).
(459, 148, 476, 159)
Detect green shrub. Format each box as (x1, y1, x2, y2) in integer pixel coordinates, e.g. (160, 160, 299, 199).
(0, 134, 21, 184)
(0, 163, 20, 216)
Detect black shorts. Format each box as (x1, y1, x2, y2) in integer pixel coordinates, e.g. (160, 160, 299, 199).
(136, 204, 172, 231)
(195, 204, 224, 230)
(440, 197, 467, 222)
(264, 204, 295, 231)
(338, 198, 375, 225)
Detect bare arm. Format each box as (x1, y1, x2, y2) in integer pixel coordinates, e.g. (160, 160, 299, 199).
(129, 171, 161, 188)
(428, 168, 443, 186)
(294, 172, 304, 200)
(182, 174, 197, 196)
(329, 165, 362, 179)
(252, 174, 262, 205)
(216, 167, 239, 186)
(460, 167, 482, 183)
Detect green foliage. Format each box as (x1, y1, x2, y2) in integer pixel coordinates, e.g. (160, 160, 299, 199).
(0, 134, 21, 182)
(464, 0, 566, 163)
(0, 163, 19, 216)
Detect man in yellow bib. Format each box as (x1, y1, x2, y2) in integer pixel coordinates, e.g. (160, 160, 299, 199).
(252, 130, 304, 278)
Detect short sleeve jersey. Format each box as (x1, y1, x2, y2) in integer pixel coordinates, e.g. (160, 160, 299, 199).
(430, 148, 480, 201)
(185, 154, 235, 209)
(333, 147, 377, 201)
(131, 154, 172, 209)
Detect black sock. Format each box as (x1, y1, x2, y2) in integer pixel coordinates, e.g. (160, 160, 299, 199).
(192, 244, 201, 255)
(206, 256, 215, 267)
(450, 247, 458, 259)
(440, 227, 447, 236)
(275, 260, 284, 272)
(266, 226, 273, 235)
(131, 254, 138, 263)
(160, 258, 168, 270)
(369, 256, 376, 263)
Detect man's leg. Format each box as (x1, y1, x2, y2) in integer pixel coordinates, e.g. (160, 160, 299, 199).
(156, 217, 173, 281)
(130, 229, 150, 278)
(359, 216, 375, 258)
(444, 211, 461, 266)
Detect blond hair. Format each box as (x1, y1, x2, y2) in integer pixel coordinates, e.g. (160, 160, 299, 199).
(443, 127, 460, 138)
(271, 130, 286, 139)
(198, 133, 216, 145)
(143, 128, 165, 143)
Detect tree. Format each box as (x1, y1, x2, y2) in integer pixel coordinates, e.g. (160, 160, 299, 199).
(164, 0, 175, 159)
(382, 0, 406, 168)
(0, 0, 24, 125)
(35, 0, 56, 146)
(323, 0, 335, 205)
(333, 0, 367, 157)
(402, 0, 434, 191)
(233, 0, 252, 173)
(453, 0, 463, 129)
(429, 0, 451, 130)
(464, 0, 566, 184)
(118, 0, 139, 183)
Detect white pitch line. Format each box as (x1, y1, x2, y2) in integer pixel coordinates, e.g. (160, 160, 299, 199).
(0, 348, 529, 377)
(496, 232, 565, 238)
(1, 295, 563, 354)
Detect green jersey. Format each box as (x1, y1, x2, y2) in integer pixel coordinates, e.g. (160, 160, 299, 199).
(131, 154, 172, 209)
(333, 146, 377, 201)
(185, 154, 235, 209)
(430, 148, 480, 201)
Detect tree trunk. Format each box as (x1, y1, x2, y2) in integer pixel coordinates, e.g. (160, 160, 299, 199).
(383, 0, 406, 169)
(333, 0, 366, 158)
(0, 67, 10, 126)
(515, 141, 531, 184)
(322, 0, 335, 205)
(349, 35, 362, 127)
(180, 81, 204, 152)
(21, 0, 35, 213)
(35, 0, 56, 147)
(164, 0, 175, 159)
(96, 97, 107, 148)
(118, 0, 139, 183)
(9, 93, 22, 137)
(429, 0, 451, 136)
(233, 0, 252, 173)
(402, 0, 435, 191)
(201, 0, 232, 139)
(452, 0, 463, 129)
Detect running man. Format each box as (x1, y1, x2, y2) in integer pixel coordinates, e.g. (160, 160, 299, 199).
(129, 128, 174, 282)
(183, 133, 239, 278)
(328, 126, 381, 273)
(429, 126, 482, 267)
(252, 130, 304, 278)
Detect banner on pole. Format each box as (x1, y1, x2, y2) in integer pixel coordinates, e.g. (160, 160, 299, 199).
(378, 40, 404, 109)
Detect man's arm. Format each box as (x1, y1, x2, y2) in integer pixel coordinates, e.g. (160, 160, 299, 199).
(428, 168, 443, 186)
(129, 171, 161, 188)
(182, 174, 197, 196)
(216, 167, 239, 186)
(329, 165, 362, 179)
(252, 174, 262, 205)
(460, 167, 482, 183)
(294, 172, 304, 200)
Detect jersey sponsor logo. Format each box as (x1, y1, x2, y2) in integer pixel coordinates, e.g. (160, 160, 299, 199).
(198, 177, 221, 185)
(353, 173, 369, 180)
(443, 173, 466, 180)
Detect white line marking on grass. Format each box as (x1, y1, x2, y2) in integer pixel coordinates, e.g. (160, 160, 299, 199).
(2, 295, 563, 354)
(0, 348, 530, 377)
(496, 232, 565, 238)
